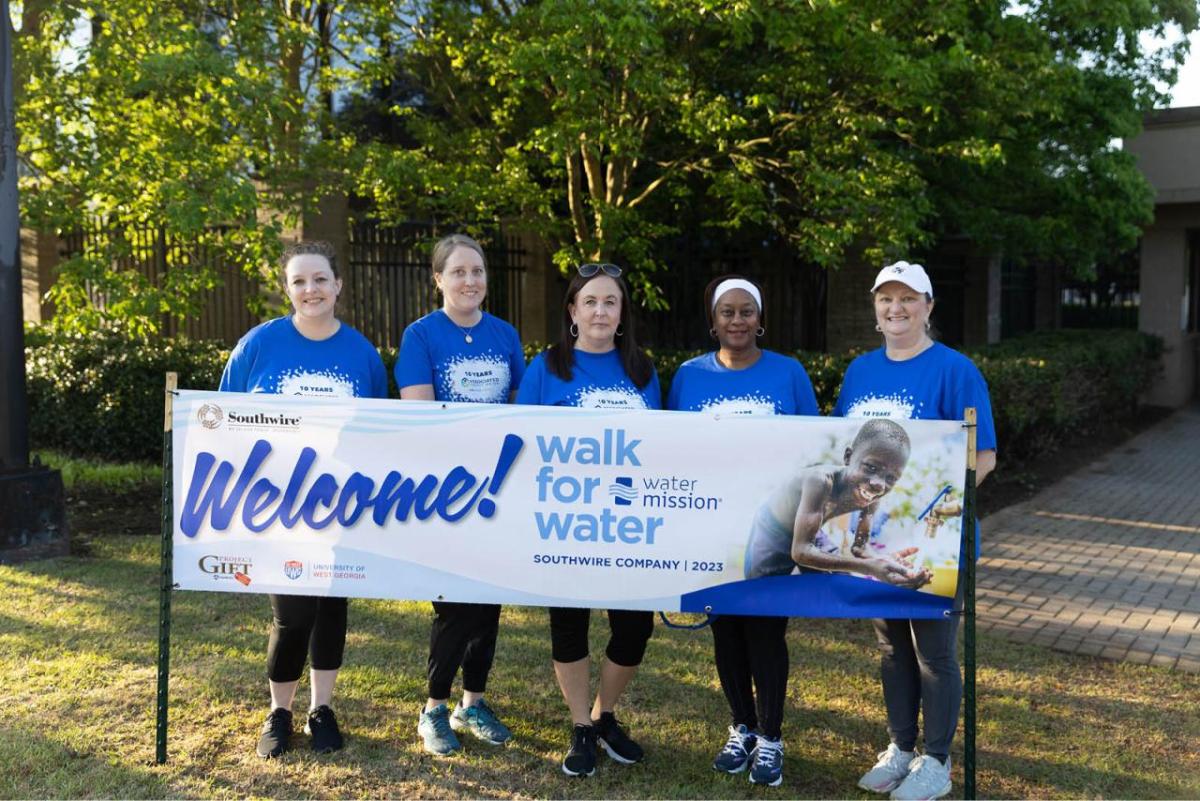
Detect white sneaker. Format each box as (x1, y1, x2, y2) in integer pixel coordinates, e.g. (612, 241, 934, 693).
(890, 754, 952, 801)
(857, 743, 916, 793)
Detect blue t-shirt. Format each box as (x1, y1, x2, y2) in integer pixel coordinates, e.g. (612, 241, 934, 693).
(219, 316, 388, 399)
(833, 342, 996, 562)
(395, 310, 525, 404)
(832, 343, 997, 449)
(667, 350, 819, 416)
(517, 348, 662, 409)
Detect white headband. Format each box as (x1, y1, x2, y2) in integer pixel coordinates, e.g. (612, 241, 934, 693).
(711, 279, 762, 312)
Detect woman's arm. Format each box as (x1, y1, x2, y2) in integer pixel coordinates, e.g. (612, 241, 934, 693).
(976, 449, 996, 485)
(400, 385, 436, 401)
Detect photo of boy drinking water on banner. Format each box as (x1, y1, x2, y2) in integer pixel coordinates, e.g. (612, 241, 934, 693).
(745, 418, 931, 590)
(674, 416, 965, 610)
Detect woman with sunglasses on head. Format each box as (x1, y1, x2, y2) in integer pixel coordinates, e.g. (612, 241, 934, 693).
(219, 240, 388, 759)
(666, 275, 819, 787)
(516, 262, 661, 777)
(394, 233, 526, 756)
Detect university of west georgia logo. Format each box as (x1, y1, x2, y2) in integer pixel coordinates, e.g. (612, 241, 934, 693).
(197, 403, 224, 430)
(283, 560, 304, 580)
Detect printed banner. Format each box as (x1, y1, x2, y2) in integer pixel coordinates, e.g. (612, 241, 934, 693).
(173, 391, 969, 618)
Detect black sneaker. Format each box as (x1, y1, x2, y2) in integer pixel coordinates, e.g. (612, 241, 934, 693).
(256, 708, 293, 759)
(562, 724, 597, 777)
(305, 705, 344, 753)
(593, 711, 643, 764)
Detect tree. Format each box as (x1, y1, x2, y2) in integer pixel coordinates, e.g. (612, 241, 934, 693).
(12, 1, 364, 333)
(353, 0, 1197, 302)
(13, 0, 1197, 327)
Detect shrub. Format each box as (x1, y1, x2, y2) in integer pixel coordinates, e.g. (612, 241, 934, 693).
(967, 329, 1162, 460)
(25, 325, 1162, 464)
(25, 325, 228, 463)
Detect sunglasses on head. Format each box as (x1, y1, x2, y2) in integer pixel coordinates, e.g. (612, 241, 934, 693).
(577, 262, 622, 278)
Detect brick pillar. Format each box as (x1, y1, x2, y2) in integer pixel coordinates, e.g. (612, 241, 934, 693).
(19, 228, 57, 323)
(824, 258, 881, 352)
(517, 232, 563, 346)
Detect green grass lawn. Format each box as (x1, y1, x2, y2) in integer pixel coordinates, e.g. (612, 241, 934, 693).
(2, 531, 1198, 800)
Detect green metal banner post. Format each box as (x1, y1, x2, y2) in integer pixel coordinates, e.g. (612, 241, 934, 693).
(156, 373, 177, 764)
(962, 407, 978, 799)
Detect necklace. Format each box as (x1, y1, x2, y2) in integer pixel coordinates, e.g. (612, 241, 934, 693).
(447, 312, 481, 343)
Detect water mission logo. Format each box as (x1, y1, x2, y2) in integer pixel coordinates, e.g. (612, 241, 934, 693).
(609, 476, 637, 506)
(197, 403, 224, 429)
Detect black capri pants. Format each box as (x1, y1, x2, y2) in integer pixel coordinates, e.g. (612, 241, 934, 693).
(266, 594, 348, 682)
(427, 601, 502, 700)
(549, 607, 654, 666)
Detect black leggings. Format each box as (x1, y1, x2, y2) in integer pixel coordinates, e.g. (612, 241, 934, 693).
(427, 601, 501, 699)
(266, 594, 347, 682)
(549, 607, 654, 666)
(711, 614, 789, 740)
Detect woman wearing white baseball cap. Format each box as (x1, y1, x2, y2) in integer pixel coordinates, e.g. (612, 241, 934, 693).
(832, 261, 997, 801)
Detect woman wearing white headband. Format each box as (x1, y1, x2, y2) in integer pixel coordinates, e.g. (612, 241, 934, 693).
(666, 274, 819, 787)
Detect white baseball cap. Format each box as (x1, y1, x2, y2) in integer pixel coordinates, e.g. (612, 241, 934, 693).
(870, 261, 933, 298)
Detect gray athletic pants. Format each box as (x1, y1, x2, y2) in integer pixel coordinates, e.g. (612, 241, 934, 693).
(871, 614, 961, 762)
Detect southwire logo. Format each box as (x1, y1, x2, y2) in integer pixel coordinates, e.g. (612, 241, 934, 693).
(227, 411, 302, 429)
(610, 477, 637, 506)
(197, 404, 224, 429)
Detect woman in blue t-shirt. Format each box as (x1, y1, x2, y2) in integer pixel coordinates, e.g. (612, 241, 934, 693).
(219, 240, 388, 759)
(836, 262, 997, 801)
(666, 275, 819, 788)
(395, 234, 526, 756)
(516, 263, 660, 778)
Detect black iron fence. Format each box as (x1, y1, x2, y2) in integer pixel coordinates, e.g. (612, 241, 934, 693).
(344, 221, 527, 350)
(60, 222, 260, 342)
(1060, 278, 1139, 329)
(58, 220, 529, 347)
(637, 236, 827, 353)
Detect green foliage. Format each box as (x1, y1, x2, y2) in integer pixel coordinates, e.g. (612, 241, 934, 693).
(353, 0, 1197, 301)
(31, 450, 159, 491)
(13, 1, 350, 334)
(14, 0, 1198, 326)
(24, 326, 228, 462)
(971, 329, 1164, 459)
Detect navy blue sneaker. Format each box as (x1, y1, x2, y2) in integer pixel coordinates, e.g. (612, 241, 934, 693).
(749, 735, 784, 786)
(713, 724, 758, 774)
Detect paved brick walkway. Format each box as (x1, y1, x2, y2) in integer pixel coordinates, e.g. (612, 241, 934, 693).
(978, 403, 1200, 672)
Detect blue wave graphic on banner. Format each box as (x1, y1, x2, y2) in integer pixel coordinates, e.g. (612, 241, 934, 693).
(679, 573, 955, 619)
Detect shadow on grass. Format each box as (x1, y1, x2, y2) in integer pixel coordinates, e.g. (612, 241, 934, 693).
(977, 747, 1197, 799)
(0, 723, 182, 799)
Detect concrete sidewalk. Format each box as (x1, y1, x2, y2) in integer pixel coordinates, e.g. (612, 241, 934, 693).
(978, 403, 1200, 672)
